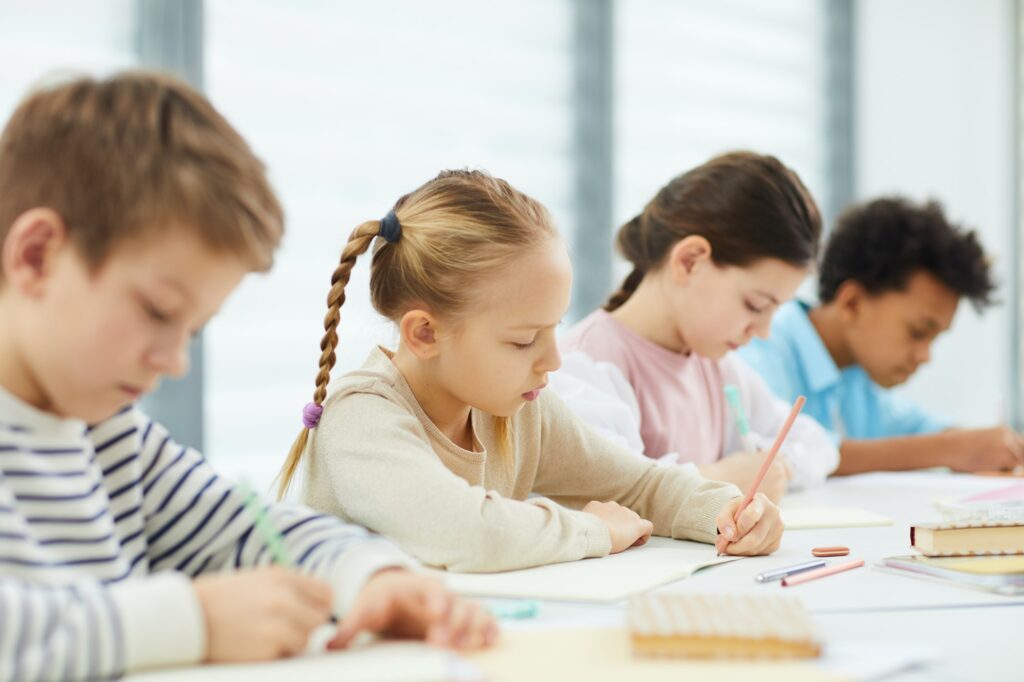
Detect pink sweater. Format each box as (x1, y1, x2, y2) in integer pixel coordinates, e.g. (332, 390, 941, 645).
(561, 310, 726, 465)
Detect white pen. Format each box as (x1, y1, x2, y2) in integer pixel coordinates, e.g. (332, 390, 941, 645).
(755, 559, 827, 583)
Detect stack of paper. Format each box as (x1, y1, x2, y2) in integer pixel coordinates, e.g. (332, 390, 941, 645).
(879, 554, 1024, 595)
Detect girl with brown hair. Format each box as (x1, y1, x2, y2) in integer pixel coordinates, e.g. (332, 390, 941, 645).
(557, 152, 839, 501)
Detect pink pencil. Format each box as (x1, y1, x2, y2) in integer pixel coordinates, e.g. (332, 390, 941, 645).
(782, 558, 864, 587)
(733, 395, 806, 523)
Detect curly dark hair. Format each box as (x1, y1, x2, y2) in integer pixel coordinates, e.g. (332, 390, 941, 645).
(818, 197, 995, 310)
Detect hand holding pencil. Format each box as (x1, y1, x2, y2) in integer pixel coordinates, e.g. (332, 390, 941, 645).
(714, 395, 806, 556)
(714, 493, 783, 555)
(193, 482, 498, 662)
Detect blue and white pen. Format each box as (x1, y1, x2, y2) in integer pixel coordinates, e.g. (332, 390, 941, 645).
(755, 559, 827, 583)
(724, 384, 758, 454)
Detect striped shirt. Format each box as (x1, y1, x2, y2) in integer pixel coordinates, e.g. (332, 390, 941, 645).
(0, 386, 411, 681)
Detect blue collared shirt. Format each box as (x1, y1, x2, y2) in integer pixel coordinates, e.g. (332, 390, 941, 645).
(737, 301, 950, 443)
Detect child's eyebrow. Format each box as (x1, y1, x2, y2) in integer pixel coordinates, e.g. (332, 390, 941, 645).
(753, 290, 780, 305)
(154, 277, 195, 303)
(507, 321, 560, 331)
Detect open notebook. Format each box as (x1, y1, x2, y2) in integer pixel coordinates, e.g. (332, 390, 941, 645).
(935, 481, 1024, 525)
(435, 537, 739, 602)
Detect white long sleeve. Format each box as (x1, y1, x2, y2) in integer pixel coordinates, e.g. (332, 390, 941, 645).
(551, 351, 839, 488)
(720, 355, 839, 488)
(547, 352, 647, 454)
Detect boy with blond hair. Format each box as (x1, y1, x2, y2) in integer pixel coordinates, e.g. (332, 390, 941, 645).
(0, 72, 493, 681)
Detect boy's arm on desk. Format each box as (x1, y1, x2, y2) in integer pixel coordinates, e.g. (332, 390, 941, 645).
(835, 427, 1023, 476)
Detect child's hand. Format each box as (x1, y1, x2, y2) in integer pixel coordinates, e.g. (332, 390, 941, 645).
(329, 569, 497, 651)
(714, 493, 783, 556)
(194, 566, 333, 662)
(948, 426, 1024, 472)
(700, 452, 791, 503)
(583, 500, 654, 553)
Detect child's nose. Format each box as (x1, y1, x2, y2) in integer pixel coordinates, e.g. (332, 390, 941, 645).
(147, 335, 191, 378)
(537, 342, 562, 373)
(750, 316, 772, 341)
(913, 340, 931, 365)
(168, 344, 191, 378)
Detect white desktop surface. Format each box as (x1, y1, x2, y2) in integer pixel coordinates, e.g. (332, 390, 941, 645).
(126, 472, 1022, 681)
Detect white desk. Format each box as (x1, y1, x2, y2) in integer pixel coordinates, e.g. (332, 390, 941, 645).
(503, 472, 1022, 681)
(129, 472, 1021, 681)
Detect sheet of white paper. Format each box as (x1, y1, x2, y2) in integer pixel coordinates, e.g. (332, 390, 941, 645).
(126, 638, 461, 682)
(781, 505, 893, 530)
(436, 537, 740, 602)
(820, 642, 937, 681)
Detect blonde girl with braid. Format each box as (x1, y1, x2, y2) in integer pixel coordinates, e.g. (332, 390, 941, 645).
(277, 170, 783, 573)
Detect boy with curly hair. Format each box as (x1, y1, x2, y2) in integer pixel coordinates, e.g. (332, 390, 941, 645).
(739, 197, 1022, 474)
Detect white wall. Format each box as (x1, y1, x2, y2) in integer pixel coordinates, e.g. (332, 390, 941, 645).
(855, 0, 1015, 426)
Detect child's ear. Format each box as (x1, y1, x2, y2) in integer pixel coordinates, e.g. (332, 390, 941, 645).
(2, 208, 68, 297)
(399, 309, 441, 360)
(835, 280, 866, 324)
(668, 235, 713, 284)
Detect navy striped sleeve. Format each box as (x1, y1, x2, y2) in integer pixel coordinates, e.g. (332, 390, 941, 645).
(131, 411, 410, 605)
(0, 579, 123, 681)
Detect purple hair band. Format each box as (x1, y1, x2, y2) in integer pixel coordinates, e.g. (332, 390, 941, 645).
(302, 402, 323, 429)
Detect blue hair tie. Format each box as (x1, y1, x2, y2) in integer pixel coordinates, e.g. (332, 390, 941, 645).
(379, 211, 402, 243)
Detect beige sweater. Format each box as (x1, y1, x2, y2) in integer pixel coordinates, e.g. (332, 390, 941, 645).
(302, 348, 742, 573)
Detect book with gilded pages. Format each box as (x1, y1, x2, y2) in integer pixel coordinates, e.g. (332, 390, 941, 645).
(910, 522, 1024, 557)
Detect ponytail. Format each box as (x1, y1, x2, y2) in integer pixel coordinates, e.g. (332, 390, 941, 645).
(604, 268, 644, 312)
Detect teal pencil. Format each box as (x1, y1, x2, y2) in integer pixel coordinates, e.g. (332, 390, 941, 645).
(237, 480, 294, 567)
(724, 384, 758, 454)
(488, 600, 540, 620)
